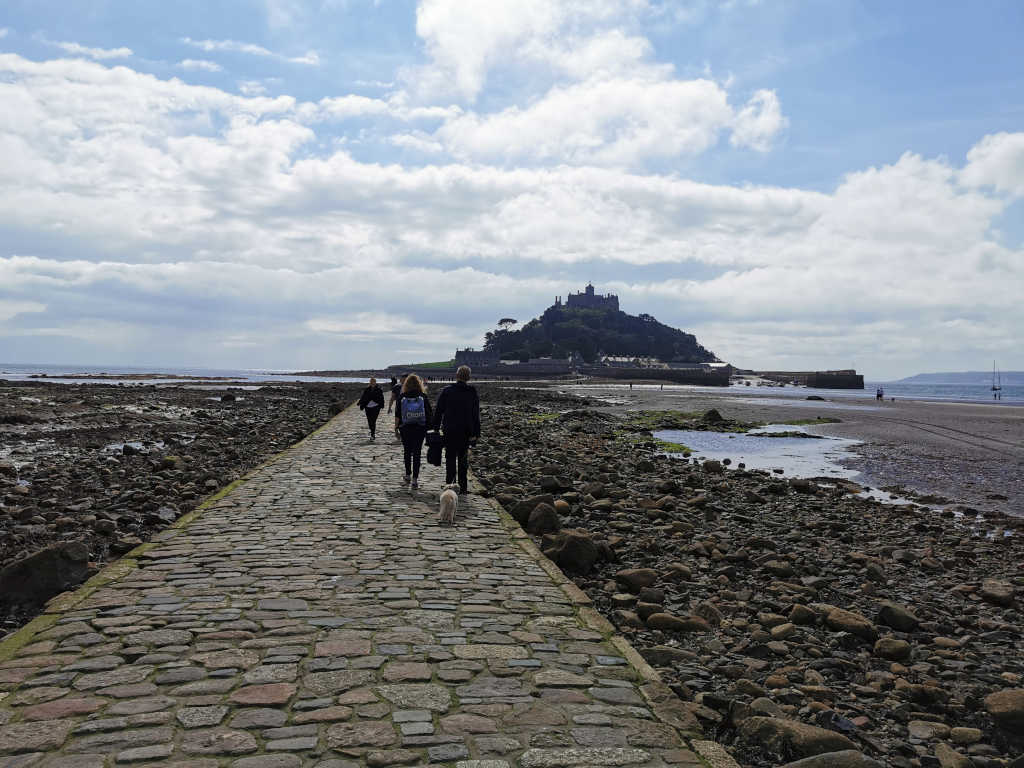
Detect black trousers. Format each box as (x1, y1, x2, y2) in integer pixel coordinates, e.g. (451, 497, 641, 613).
(365, 407, 380, 435)
(400, 425, 426, 478)
(445, 440, 469, 491)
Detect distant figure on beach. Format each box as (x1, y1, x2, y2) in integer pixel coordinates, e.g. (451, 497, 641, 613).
(434, 365, 480, 495)
(386, 376, 401, 414)
(394, 374, 432, 490)
(357, 377, 385, 441)
(876, 387, 884, 401)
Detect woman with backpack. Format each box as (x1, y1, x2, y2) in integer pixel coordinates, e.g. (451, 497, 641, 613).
(394, 374, 433, 490)
(357, 377, 385, 441)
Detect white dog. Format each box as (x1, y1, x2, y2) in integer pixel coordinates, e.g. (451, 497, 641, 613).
(439, 485, 458, 526)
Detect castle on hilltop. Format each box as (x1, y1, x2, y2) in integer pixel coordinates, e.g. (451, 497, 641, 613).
(555, 283, 619, 311)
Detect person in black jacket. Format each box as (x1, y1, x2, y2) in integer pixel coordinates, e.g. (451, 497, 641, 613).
(433, 365, 480, 495)
(386, 376, 401, 413)
(357, 377, 385, 441)
(394, 374, 433, 490)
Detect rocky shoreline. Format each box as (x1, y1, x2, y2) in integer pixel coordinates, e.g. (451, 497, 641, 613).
(0, 380, 363, 633)
(470, 385, 1023, 768)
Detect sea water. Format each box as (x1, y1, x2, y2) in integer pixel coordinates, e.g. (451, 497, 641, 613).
(0, 363, 363, 386)
(654, 425, 862, 480)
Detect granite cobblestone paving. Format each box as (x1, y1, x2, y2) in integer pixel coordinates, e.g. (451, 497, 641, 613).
(0, 406, 715, 767)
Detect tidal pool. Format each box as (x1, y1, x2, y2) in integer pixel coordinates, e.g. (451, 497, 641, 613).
(653, 424, 862, 480)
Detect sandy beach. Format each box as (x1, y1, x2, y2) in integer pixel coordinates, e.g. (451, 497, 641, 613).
(549, 382, 1024, 521)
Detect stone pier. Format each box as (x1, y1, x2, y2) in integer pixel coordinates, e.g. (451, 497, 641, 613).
(0, 405, 735, 767)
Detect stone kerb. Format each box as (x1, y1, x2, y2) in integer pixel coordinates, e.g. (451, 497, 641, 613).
(0, 403, 735, 767)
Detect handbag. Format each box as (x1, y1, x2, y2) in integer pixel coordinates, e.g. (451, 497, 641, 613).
(425, 431, 443, 466)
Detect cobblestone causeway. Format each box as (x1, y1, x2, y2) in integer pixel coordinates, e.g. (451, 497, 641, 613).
(0, 406, 723, 768)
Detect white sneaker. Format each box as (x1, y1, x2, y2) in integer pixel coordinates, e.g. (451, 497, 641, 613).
(403, 474, 411, 484)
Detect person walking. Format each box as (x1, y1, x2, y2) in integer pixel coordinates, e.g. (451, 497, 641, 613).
(386, 376, 401, 413)
(394, 374, 432, 490)
(433, 365, 480, 495)
(357, 377, 385, 441)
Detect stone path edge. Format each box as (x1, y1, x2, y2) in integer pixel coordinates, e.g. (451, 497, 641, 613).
(473, 474, 742, 768)
(0, 402, 356, 665)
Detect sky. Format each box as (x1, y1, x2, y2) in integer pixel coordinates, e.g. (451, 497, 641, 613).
(0, 0, 1022, 380)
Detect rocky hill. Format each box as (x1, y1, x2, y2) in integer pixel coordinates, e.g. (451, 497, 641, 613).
(484, 302, 717, 364)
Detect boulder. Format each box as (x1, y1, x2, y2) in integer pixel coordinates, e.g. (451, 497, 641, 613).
(898, 682, 948, 708)
(984, 688, 1024, 734)
(949, 727, 981, 745)
(825, 608, 878, 642)
(778, 750, 883, 768)
(877, 602, 919, 632)
(543, 529, 598, 574)
(702, 408, 724, 423)
(980, 579, 1015, 606)
(907, 720, 949, 740)
(645, 613, 709, 633)
(614, 568, 659, 592)
(737, 717, 856, 758)
(637, 587, 665, 604)
(539, 475, 571, 493)
(934, 743, 970, 768)
(789, 604, 816, 625)
(509, 494, 555, 525)
(526, 503, 560, 535)
(873, 637, 911, 661)
(0, 541, 91, 609)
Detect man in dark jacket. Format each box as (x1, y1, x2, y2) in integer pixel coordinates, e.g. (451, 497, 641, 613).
(433, 365, 480, 495)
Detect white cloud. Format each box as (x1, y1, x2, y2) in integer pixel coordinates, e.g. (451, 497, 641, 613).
(0, 52, 1019, 375)
(961, 131, 1024, 198)
(179, 59, 223, 72)
(0, 28, 9, 39)
(181, 37, 320, 66)
(407, 0, 657, 101)
(239, 80, 267, 96)
(291, 93, 461, 126)
(396, 0, 785, 167)
(308, 312, 464, 344)
(49, 40, 133, 60)
(730, 89, 786, 151)
(437, 76, 738, 165)
(389, 133, 444, 153)
(0, 299, 45, 323)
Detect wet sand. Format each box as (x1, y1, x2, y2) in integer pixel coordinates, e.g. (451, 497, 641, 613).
(550, 382, 1024, 520)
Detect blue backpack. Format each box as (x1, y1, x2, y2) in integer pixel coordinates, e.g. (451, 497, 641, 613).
(401, 395, 426, 426)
